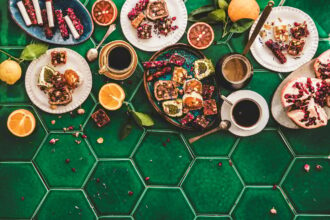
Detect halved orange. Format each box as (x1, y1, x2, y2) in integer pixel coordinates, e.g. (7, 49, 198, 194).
(7, 109, 36, 137)
(99, 83, 125, 110)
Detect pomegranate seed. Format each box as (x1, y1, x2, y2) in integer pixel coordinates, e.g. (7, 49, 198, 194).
(72, 168, 76, 172)
(68, 126, 74, 130)
(82, 134, 87, 139)
(162, 142, 166, 147)
(51, 120, 56, 125)
(145, 177, 150, 181)
(270, 207, 277, 215)
(229, 160, 233, 166)
(96, 178, 100, 183)
(304, 164, 310, 172)
(272, 185, 277, 190)
(316, 165, 323, 170)
(128, 191, 134, 196)
(166, 138, 170, 142)
(21, 197, 25, 201)
(65, 159, 70, 163)
(172, 17, 176, 21)
(218, 162, 222, 167)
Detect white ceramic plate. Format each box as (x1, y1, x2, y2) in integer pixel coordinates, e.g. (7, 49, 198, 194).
(249, 6, 318, 72)
(271, 59, 330, 129)
(120, 0, 188, 52)
(221, 90, 269, 137)
(25, 48, 92, 114)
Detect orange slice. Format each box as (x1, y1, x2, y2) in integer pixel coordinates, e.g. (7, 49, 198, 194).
(99, 83, 125, 110)
(7, 109, 36, 137)
(187, 22, 214, 50)
(92, 0, 117, 26)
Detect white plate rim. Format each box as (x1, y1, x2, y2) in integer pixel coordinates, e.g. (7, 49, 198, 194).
(120, 0, 188, 52)
(249, 6, 319, 73)
(221, 90, 270, 137)
(25, 48, 92, 114)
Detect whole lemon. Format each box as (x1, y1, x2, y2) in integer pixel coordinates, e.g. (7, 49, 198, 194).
(0, 60, 22, 85)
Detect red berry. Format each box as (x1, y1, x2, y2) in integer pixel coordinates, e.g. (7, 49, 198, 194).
(82, 134, 87, 139)
(218, 162, 222, 167)
(72, 168, 76, 172)
(145, 177, 150, 181)
(65, 159, 70, 163)
(21, 197, 25, 201)
(172, 17, 176, 21)
(128, 191, 134, 196)
(272, 185, 277, 190)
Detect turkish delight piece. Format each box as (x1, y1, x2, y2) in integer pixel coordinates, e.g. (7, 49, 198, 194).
(32, 0, 43, 25)
(184, 79, 202, 94)
(180, 112, 195, 126)
(42, 9, 53, 39)
(51, 51, 67, 66)
(154, 80, 178, 101)
(194, 115, 210, 128)
(172, 67, 188, 84)
(55, 10, 69, 39)
(202, 85, 215, 100)
(162, 99, 183, 117)
(169, 53, 185, 66)
(203, 99, 218, 116)
(17, 1, 32, 26)
(45, 0, 55, 27)
(91, 109, 110, 127)
(137, 23, 152, 39)
(23, 0, 37, 25)
(131, 12, 145, 29)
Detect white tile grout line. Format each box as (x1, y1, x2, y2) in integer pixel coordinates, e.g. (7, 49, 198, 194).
(179, 187, 197, 217)
(30, 189, 50, 219)
(278, 185, 297, 215)
(81, 189, 99, 219)
(229, 186, 245, 215)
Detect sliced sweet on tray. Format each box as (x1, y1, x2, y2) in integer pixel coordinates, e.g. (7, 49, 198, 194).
(9, 0, 93, 45)
(144, 44, 220, 130)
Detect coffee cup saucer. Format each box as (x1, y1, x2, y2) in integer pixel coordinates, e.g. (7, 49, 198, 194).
(221, 90, 269, 137)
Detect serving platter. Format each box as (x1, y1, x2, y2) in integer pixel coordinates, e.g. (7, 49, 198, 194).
(144, 43, 221, 131)
(249, 6, 318, 72)
(120, 0, 188, 52)
(8, 0, 94, 45)
(271, 59, 330, 129)
(25, 48, 92, 114)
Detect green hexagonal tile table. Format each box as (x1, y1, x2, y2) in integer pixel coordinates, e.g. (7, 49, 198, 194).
(0, 0, 329, 219)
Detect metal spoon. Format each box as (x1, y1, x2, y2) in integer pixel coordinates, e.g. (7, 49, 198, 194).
(86, 24, 116, 62)
(189, 120, 231, 144)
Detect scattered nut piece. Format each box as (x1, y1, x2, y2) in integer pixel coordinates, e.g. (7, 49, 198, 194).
(264, 24, 272, 30)
(270, 207, 277, 215)
(97, 137, 104, 144)
(77, 108, 85, 115)
(75, 140, 81, 144)
(72, 132, 79, 138)
(49, 138, 59, 145)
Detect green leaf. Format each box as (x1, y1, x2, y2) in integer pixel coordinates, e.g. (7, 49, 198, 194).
(20, 43, 48, 61)
(131, 111, 154, 127)
(229, 19, 254, 34)
(208, 9, 226, 23)
(188, 5, 218, 24)
(218, 0, 228, 10)
(119, 121, 133, 141)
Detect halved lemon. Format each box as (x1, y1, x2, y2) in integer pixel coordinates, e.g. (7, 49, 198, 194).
(7, 109, 36, 137)
(99, 83, 125, 110)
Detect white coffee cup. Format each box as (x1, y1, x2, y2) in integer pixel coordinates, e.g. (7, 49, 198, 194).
(230, 98, 263, 131)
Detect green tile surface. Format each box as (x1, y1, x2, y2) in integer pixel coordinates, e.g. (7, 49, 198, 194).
(0, 0, 329, 219)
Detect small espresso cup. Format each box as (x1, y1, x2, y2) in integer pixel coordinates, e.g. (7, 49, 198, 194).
(99, 41, 135, 76)
(230, 98, 262, 131)
(216, 53, 253, 90)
